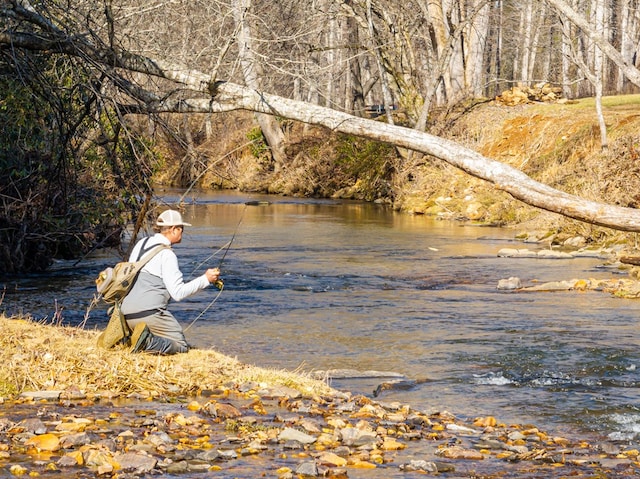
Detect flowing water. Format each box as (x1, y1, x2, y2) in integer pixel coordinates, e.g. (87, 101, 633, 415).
(4, 189, 640, 447)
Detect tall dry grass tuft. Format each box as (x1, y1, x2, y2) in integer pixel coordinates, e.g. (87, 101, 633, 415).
(0, 315, 333, 399)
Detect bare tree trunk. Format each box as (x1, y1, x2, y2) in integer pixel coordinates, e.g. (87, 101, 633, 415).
(232, 0, 287, 171)
(413, 0, 452, 132)
(561, 9, 574, 98)
(344, 5, 365, 115)
(365, 0, 394, 124)
(414, 0, 486, 131)
(616, 0, 640, 92)
(593, 0, 608, 149)
(464, 0, 491, 97)
(427, 0, 455, 102)
(527, 3, 546, 81)
(484, 0, 503, 97)
(520, 0, 534, 85)
(556, 0, 608, 149)
(179, 116, 198, 185)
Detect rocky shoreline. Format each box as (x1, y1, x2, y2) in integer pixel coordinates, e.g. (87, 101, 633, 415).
(3, 251, 640, 479)
(494, 244, 640, 298)
(2, 379, 639, 478)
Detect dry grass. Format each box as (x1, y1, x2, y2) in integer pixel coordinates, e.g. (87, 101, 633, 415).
(0, 315, 333, 399)
(398, 94, 640, 242)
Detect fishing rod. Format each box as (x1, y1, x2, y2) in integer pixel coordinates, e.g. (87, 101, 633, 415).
(212, 203, 247, 289)
(184, 204, 247, 331)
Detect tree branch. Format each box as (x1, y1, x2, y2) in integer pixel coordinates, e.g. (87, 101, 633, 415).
(4, 2, 640, 232)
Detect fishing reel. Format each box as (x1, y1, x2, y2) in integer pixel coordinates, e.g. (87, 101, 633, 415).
(214, 278, 224, 290)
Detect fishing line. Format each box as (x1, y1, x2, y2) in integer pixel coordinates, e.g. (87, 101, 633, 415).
(184, 204, 247, 332)
(190, 240, 231, 278)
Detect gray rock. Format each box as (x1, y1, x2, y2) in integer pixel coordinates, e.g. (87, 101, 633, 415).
(497, 248, 537, 258)
(599, 442, 621, 455)
(522, 280, 577, 291)
(537, 249, 573, 259)
(96, 438, 117, 452)
(278, 427, 317, 444)
(407, 414, 431, 427)
(399, 459, 438, 472)
(446, 423, 478, 435)
(573, 249, 609, 258)
(332, 446, 351, 457)
(59, 432, 91, 448)
(217, 449, 238, 460)
(57, 455, 80, 467)
(474, 438, 505, 450)
(186, 460, 211, 472)
(144, 431, 175, 449)
(257, 385, 302, 400)
(166, 460, 189, 474)
(283, 440, 304, 450)
(295, 460, 319, 476)
(504, 443, 529, 454)
(336, 401, 356, 412)
(563, 236, 586, 248)
(497, 276, 522, 290)
(20, 418, 47, 435)
(434, 461, 456, 472)
(200, 401, 217, 417)
(237, 382, 260, 392)
(195, 449, 220, 462)
(507, 431, 526, 441)
(298, 418, 322, 433)
(339, 427, 378, 447)
(311, 369, 406, 379)
(20, 391, 62, 400)
(114, 452, 157, 474)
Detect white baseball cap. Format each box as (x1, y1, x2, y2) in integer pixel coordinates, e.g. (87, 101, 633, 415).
(156, 209, 192, 227)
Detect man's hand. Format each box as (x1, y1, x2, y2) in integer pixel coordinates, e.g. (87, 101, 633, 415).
(205, 268, 220, 284)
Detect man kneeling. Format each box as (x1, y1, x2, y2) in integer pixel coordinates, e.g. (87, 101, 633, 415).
(121, 209, 220, 354)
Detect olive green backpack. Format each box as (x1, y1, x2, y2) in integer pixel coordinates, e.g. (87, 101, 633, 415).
(95, 240, 168, 348)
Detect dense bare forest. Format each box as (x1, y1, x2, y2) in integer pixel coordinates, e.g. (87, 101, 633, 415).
(1, 0, 640, 273)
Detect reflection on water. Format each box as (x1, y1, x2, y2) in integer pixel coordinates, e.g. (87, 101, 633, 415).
(4, 189, 640, 445)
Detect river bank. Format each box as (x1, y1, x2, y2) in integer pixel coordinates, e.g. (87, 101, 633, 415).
(154, 94, 640, 255)
(2, 315, 640, 478)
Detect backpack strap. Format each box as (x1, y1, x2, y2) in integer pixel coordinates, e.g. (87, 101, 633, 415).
(135, 237, 152, 261)
(134, 237, 169, 265)
(135, 242, 169, 268)
(115, 299, 132, 345)
(122, 243, 169, 301)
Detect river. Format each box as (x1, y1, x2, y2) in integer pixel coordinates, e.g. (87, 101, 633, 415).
(3, 189, 640, 448)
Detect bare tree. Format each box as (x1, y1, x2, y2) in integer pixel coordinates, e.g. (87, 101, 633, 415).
(6, 0, 640, 232)
(231, 0, 287, 170)
(616, 0, 640, 92)
(592, 0, 608, 149)
(545, 0, 640, 87)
